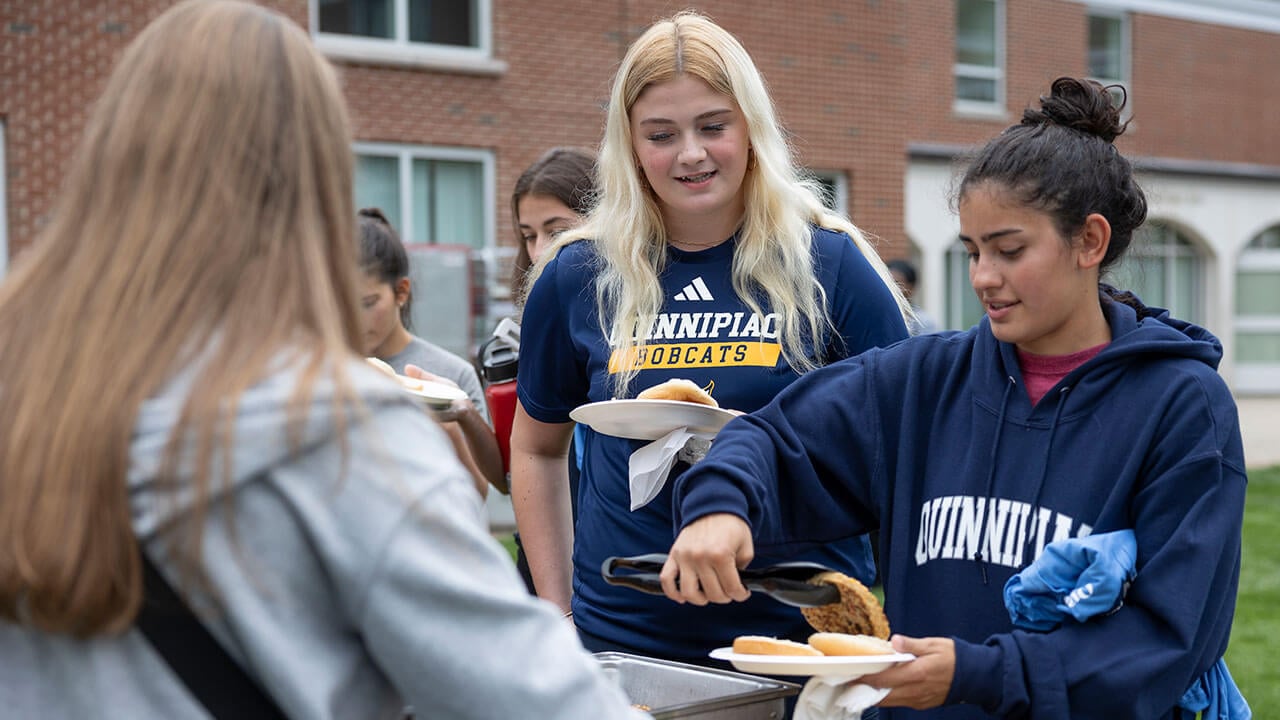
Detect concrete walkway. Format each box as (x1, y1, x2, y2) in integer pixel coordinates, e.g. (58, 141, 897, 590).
(1237, 396, 1280, 469)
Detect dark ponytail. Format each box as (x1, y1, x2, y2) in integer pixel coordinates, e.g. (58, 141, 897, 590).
(357, 207, 411, 328)
(957, 77, 1148, 276)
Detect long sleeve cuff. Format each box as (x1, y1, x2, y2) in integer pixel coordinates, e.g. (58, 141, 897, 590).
(947, 638, 1004, 712)
(673, 470, 752, 535)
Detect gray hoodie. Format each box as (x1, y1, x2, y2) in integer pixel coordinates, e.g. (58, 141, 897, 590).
(0, 356, 646, 720)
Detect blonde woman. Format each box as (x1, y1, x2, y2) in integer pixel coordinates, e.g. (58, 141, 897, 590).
(0, 2, 645, 718)
(511, 10, 911, 662)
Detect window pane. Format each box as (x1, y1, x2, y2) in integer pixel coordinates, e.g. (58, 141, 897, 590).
(1237, 272, 1280, 315)
(813, 175, 838, 211)
(1236, 333, 1280, 364)
(405, 159, 430, 243)
(408, 0, 476, 47)
(1088, 15, 1123, 81)
(956, 76, 997, 103)
(1248, 226, 1280, 249)
(318, 0, 394, 39)
(1173, 254, 1196, 322)
(956, 0, 997, 67)
(355, 155, 401, 228)
(946, 242, 985, 330)
(1112, 255, 1164, 308)
(428, 160, 484, 249)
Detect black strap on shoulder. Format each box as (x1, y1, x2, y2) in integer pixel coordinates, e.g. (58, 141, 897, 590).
(136, 551, 287, 719)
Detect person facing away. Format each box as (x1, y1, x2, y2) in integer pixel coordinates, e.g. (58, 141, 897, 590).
(357, 206, 505, 498)
(510, 9, 912, 663)
(887, 258, 940, 335)
(660, 77, 1247, 719)
(506, 146, 597, 594)
(0, 2, 647, 718)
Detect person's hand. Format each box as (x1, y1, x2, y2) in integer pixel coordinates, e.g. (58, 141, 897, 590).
(403, 363, 450, 384)
(860, 635, 955, 711)
(659, 513, 754, 605)
(403, 364, 470, 422)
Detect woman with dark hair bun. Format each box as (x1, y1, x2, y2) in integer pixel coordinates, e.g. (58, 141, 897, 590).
(661, 77, 1248, 719)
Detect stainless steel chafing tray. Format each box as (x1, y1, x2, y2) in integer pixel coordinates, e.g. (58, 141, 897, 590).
(595, 651, 799, 719)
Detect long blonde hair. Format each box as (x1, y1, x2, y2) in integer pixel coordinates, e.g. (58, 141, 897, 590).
(528, 11, 909, 397)
(0, 0, 361, 636)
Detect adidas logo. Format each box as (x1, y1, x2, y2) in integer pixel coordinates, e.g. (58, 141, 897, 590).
(673, 277, 714, 302)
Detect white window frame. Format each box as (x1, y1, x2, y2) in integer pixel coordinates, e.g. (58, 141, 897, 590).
(1234, 229, 1280, 391)
(953, 0, 1006, 118)
(311, 0, 506, 75)
(811, 170, 849, 217)
(352, 141, 496, 251)
(1086, 8, 1133, 119)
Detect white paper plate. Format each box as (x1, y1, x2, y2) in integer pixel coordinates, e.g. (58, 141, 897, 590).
(570, 399, 737, 440)
(708, 647, 914, 677)
(401, 379, 469, 409)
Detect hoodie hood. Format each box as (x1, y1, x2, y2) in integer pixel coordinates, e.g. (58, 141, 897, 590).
(128, 352, 412, 539)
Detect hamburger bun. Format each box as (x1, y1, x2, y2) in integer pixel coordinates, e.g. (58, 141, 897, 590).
(808, 632, 896, 656)
(637, 378, 718, 407)
(732, 635, 822, 656)
(800, 571, 891, 639)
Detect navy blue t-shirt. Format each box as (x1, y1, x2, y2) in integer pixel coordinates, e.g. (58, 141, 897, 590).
(518, 226, 907, 661)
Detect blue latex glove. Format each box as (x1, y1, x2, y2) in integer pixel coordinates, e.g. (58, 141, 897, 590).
(1178, 658, 1251, 720)
(1003, 530, 1137, 631)
(1005, 531, 1250, 720)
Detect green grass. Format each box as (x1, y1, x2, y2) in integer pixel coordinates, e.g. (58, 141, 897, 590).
(497, 532, 518, 564)
(491, 468, 1279, 715)
(1227, 464, 1280, 716)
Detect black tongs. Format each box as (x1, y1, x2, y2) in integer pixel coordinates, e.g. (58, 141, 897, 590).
(602, 553, 840, 608)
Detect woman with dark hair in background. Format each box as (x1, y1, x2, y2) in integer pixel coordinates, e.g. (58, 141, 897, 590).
(510, 147, 596, 300)
(662, 77, 1248, 719)
(504, 147, 598, 594)
(358, 206, 505, 497)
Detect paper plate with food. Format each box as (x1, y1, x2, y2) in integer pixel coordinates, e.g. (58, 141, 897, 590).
(366, 357, 468, 410)
(709, 570, 912, 676)
(569, 379, 738, 440)
(710, 633, 913, 677)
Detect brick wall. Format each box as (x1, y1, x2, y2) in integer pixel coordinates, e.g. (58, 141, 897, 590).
(3, 0, 1279, 262)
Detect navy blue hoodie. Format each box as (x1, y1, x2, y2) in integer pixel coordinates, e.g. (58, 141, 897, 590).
(674, 296, 1247, 719)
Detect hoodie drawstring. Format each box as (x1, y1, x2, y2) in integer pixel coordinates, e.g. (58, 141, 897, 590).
(974, 376, 1016, 585)
(1025, 386, 1070, 561)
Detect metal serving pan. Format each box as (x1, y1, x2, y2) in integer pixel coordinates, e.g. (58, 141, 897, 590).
(595, 651, 798, 719)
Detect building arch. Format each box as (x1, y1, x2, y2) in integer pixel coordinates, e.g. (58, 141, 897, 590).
(1234, 223, 1280, 393)
(1109, 217, 1215, 325)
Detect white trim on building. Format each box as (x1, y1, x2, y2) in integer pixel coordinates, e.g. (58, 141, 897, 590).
(309, 0, 507, 74)
(1071, 0, 1280, 35)
(351, 141, 496, 251)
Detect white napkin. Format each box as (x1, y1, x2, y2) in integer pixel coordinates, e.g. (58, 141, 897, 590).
(793, 676, 889, 720)
(628, 427, 697, 511)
